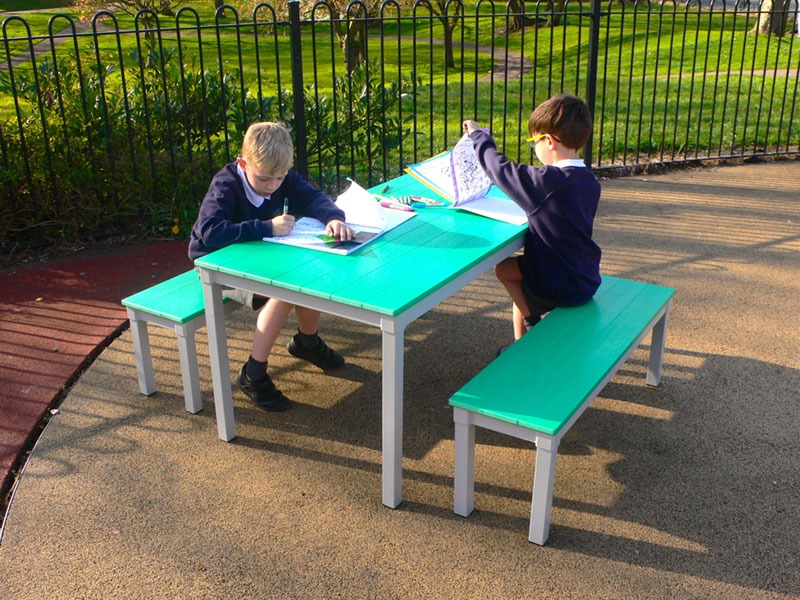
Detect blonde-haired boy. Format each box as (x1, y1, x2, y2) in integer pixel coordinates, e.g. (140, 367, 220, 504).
(189, 122, 354, 410)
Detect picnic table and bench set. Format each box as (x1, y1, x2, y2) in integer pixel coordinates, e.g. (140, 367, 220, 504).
(121, 174, 674, 545)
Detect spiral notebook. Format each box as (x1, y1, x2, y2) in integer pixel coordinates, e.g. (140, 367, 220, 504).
(262, 180, 417, 255)
(405, 133, 527, 225)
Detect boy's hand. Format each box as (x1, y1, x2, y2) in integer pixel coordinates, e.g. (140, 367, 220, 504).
(271, 213, 296, 237)
(326, 219, 355, 241)
(463, 120, 480, 134)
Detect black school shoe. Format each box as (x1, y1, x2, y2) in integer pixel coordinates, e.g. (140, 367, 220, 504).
(287, 333, 345, 370)
(236, 365, 291, 412)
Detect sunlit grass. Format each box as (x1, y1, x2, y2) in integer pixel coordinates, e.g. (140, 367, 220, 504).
(2, 1, 799, 162)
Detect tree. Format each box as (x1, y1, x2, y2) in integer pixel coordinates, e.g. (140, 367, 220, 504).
(214, 0, 226, 19)
(75, 0, 182, 18)
(293, 0, 382, 73)
(340, 3, 369, 74)
(751, 0, 794, 36)
(75, 0, 182, 51)
(506, 0, 564, 33)
(427, 0, 463, 70)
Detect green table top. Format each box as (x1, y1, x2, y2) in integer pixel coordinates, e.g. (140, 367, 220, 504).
(195, 174, 526, 317)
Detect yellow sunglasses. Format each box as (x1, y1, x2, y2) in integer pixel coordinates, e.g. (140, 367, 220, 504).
(526, 133, 560, 149)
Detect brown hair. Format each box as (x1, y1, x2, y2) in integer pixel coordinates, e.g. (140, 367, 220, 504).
(528, 94, 593, 151)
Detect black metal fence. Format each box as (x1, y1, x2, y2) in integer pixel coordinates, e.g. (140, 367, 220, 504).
(1, 0, 798, 252)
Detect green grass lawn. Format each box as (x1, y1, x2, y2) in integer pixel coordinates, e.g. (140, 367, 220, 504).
(2, 1, 798, 163)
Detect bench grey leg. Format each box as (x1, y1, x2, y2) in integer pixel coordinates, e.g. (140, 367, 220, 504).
(127, 307, 205, 413)
(530, 435, 559, 545)
(127, 308, 156, 397)
(453, 408, 476, 517)
(175, 321, 203, 414)
(646, 302, 671, 386)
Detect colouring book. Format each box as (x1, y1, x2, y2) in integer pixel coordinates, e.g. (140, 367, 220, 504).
(262, 180, 416, 255)
(405, 133, 527, 225)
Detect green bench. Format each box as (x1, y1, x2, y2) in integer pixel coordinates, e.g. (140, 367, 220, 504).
(121, 270, 241, 414)
(449, 275, 675, 545)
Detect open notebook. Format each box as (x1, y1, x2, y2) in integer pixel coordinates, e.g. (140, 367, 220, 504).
(405, 133, 527, 226)
(263, 180, 417, 255)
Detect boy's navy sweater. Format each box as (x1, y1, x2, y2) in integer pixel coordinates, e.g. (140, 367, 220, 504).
(189, 163, 345, 260)
(470, 130, 602, 305)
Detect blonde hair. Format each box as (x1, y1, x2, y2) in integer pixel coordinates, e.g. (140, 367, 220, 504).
(240, 122, 294, 173)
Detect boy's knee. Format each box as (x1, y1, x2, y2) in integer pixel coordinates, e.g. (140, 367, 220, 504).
(495, 256, 518, 282)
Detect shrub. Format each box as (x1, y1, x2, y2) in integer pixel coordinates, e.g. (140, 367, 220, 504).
(1, 45, 414, 255)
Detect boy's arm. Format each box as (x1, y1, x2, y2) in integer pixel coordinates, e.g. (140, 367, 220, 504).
(192, 169, 274, 253)
(469, 129, 542, 213)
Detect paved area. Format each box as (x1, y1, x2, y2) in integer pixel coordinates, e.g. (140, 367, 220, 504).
(0, 241, 193, 507)
(0, 161, 798, 598)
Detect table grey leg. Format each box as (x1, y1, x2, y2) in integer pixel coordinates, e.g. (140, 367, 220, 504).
(453, 408, 476, 517)
(200, 274, 237, 441)
(646, 301, 670, 387)
(381, 317, 404, 508)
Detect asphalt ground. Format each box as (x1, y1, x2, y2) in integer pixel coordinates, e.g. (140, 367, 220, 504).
(0, 240, 193, 507)
(0, 161, 798, 598)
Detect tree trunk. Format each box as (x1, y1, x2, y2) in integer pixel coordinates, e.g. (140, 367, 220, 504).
(506, 0, 564, 33)
(507, 0, 526, 32)
(344, 20, 367, 74)
(214, 0, 227, 19)
(751, 0, 791, 35)
(443, 28, 455, 70)
(438, 15, 460, 69)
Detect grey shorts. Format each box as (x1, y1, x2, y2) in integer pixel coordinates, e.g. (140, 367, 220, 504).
(521, 284, 557, 319)
(194, 267, 268, 310)
(222, 286, 268, 310)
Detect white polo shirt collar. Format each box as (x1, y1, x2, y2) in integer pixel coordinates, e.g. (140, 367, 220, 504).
(554, 159, 587, 168)
(236, 161, 268, 208)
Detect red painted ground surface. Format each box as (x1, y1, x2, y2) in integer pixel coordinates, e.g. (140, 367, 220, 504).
(0, 240, 192, 503)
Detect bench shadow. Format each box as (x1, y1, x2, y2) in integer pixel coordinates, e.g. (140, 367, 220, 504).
(419, 349, 798, 594)
(218, 338, 799, 595)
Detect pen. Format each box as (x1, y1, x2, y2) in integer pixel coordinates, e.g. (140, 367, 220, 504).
(380, 184, 390, 193)
(380, 200, 415, 212)
(283, 197, 290, 215)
